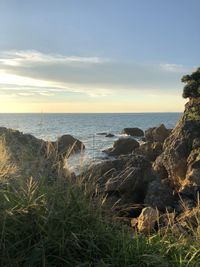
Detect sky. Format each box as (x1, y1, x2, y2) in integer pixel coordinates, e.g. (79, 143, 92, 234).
(0, 0, 199, 113)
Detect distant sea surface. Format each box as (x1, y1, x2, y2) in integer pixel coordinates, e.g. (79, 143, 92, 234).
(0, 113, 182, 171)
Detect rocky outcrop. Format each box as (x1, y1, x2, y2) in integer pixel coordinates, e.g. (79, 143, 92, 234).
(0, 127, 84, 181)
(138, 141, 163, 161)
(82, 154, 155, 206)
(122, 128, 144, 137)
(104, 137, 139, 156)
(153, 98, 200, 195)
(136, 124, 172, 162)
(77, 94, 200, 235)
(145, 124, 172, 143)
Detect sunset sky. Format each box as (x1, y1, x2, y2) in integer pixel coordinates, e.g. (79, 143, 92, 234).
(0, 0, 199, 113)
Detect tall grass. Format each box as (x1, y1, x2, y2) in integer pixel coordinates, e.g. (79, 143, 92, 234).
(0, 174, 200, 267)
(0, 139, 200, 266)
(0, 138, 17, 181)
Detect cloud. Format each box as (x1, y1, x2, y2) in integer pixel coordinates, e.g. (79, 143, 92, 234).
(0, 49, 194, 99)
(159, 63, 194, 73)
(39, 92, 55, 96)
(18, 92, 35, 96)
(0, 50, 108, 67)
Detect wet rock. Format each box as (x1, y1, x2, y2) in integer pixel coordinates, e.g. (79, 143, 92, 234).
(105, 133, 115, 137)
(97, 132, 107, 135)
(122, 128, 144, 137)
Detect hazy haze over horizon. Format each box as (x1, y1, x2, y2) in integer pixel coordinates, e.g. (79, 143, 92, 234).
(0, 0, 199, 113)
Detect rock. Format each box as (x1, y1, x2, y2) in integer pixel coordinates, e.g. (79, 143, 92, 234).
(144, 179, 175, 211)
(56, 134, 85, 158)
(122, 128, 144, 137)
(82, 154, 155, 206)
(105, 133, 115, 138)
(131, 218, 138, 227)
(137, 207, 159, 234)
(104, 137, 139, 155)
(80, 159, 119, 194)
(153, 98, 200, 191)
(138, 141, 163, 161)
(97, 132, 107, 135)
(185, 147, 200, 185)
(0, 127, 83, 181)
(115, 205, 143, 218)
(0, 127, 62, 181)
(177, 183, 200, 212)
(153, 156, 169, 180)
(145, 124, 172, 143)
(192, 138, 200, 149)
(105, 167, 149, 203)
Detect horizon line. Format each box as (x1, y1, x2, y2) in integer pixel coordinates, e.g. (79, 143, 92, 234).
(0, 111, 183, 114)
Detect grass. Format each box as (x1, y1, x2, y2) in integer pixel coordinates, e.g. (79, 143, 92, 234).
(0, 140, 200, 266)
(0, 175, 200, 267)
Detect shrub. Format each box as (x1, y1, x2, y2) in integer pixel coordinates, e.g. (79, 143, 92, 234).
(182, 67, 200, 99)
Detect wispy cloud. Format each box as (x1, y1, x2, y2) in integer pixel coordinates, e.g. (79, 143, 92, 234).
(0, 50, 194, 99)
(18, 92, 35, 96)
(159, 63, 194, 73)
(39, 92, 55, 96)
(0, 50, 108, 67)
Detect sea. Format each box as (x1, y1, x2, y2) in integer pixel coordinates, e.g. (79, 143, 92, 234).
(0, 113, 182, 172)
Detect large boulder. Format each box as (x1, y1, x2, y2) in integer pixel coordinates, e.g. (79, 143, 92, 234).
(145, 124, 172, 143)
(0, 128, 84, 181)
(56, 134, 85, 158)
(104, 137, 139, 156)
(82, 155, 155, 206)
(122, 128, 144, 137)
(105, 166, 153, 203)
(153, 98, 200, 194)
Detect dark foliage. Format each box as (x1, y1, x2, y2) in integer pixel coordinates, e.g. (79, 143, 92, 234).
(182, 67, 200, 98)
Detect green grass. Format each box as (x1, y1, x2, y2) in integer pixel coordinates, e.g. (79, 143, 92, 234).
(0, 177, 200, 267)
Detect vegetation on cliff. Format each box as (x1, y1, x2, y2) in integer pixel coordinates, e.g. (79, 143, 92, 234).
(182, 67, 200, 99)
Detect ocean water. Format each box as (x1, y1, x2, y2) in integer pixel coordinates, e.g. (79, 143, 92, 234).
(0, 113, 182, 171)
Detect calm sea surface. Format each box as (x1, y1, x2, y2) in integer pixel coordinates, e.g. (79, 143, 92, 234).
(0, 113, 182, 171)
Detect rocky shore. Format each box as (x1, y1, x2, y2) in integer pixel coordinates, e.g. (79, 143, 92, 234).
(82, 97, 200, 233)
(0, 98, 200, 234)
